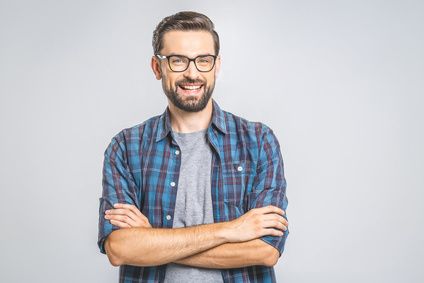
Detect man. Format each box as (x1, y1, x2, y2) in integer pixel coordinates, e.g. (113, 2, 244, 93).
(98, 11, 289, 283)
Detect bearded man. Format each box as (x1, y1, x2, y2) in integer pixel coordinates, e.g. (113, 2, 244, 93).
(98, 11, 289, 283)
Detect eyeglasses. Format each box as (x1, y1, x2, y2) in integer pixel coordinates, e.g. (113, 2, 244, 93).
(155, 54, 217, 72)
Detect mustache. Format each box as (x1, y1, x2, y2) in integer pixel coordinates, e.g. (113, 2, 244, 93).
(176, 79, 205, 85)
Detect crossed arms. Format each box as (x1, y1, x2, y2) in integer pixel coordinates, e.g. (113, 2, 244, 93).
(104, 203, 288, 268)
(100, 128, 288, 269)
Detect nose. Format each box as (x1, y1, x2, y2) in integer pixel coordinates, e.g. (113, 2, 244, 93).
(184, 60, 200, 79)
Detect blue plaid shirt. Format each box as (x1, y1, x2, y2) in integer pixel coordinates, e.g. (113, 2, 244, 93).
(98, 99, 289, 282)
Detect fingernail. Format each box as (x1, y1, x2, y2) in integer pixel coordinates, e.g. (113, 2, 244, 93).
(105, 210, 109, 214)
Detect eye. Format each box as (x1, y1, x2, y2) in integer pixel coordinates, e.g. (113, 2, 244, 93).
(197, 56, 213, 64)
(170, 56, 185, 65)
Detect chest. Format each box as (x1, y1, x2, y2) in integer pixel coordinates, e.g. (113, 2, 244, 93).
(129, 136, 258, 226)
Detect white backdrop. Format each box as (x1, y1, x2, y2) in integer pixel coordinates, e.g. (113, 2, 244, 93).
(0, 0, 423, 282)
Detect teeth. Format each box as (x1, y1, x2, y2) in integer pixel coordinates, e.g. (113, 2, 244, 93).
(180, 85, 202, 90)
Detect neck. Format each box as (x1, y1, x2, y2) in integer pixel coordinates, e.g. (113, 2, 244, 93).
(168, 99, 213, 133)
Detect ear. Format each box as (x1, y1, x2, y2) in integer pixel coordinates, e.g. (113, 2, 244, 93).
(151, 56, 162, 80)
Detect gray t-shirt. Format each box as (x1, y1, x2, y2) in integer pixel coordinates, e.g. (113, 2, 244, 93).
(164, 129, 224, 283)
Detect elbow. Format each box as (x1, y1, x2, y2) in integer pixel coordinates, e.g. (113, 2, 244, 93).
(263, 247, 280, 267)
(105, 232, 124, 267)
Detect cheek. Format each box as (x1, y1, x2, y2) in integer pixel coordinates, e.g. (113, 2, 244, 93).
(205, 75, 216, 86)
(162, 74, 177, 88)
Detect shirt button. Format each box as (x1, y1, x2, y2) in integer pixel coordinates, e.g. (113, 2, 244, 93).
(237, 166, 243, 172)
(170, 181, 176, 187)
(166, 215, 172, 220)
(175, 150, 180, 155)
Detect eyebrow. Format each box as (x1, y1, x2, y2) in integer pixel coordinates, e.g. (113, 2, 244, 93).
(166, 53, 215, 57)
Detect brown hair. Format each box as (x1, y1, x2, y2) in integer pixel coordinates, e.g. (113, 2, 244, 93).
(152, 11, 220, 55)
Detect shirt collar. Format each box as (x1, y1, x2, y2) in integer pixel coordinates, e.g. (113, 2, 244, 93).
(155, 98, 227, 142)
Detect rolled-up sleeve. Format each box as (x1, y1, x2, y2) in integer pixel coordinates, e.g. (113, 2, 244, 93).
(249, 126, 289, 257)
(98, 132, 138, 254)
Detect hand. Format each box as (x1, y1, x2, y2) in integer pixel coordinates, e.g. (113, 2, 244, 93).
(224, 205, 288, 243)
(104, 203, 152, 228)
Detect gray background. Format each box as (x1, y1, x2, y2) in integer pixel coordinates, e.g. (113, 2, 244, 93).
(0, 0, 423, 282)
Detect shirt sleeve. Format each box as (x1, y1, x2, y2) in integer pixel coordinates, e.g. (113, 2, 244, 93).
(97, 132, 139, 254)
(248, 126, 289, 257)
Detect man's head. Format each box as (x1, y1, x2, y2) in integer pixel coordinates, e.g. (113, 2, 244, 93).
(151, 11, 221, 112)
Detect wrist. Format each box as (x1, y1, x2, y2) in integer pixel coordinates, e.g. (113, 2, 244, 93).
(214, 221, 232, 243)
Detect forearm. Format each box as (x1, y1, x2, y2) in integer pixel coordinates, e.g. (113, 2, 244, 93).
(174, 239, 278, 269)
(105, 222, 228, 267)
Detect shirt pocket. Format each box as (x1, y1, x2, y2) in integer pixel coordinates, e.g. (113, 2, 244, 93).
(221, 160, 255, 211)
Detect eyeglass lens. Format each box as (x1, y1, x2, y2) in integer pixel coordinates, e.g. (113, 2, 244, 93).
(168, 55, 215, 72)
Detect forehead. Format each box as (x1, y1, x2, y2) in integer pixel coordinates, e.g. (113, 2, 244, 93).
(161, 30, 215, 56)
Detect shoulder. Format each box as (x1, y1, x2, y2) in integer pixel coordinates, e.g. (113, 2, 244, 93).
(219, 108, 283, 169)
(105, 114, 161, 155)
(221, 109, 275, 142)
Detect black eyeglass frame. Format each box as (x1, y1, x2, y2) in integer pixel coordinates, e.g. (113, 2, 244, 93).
(155, 54, 218, 72)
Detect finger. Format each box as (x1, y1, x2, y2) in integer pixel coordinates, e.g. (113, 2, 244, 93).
(106, 208, 139, 223)
(107, 211, 151, 228)
(106, 208, 137, 217)
(113, 203, 149, 221)
(109, 219, 131, 228)
(263, 219, 288, 231)
(262, 214, 289, 226)
(257, 205, 285, 216)
(113, 203, 142, 216)
(262, 228, 284, 237)
(262, 219, 287, 231)
(106, 214, 139, 227)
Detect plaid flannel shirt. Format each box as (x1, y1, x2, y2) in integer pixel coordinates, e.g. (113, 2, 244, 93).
(98, 99, 289, 282)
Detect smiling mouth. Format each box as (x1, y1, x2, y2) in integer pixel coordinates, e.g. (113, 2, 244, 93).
(179, 84, 203, 90)
(177, 83, 204, 95)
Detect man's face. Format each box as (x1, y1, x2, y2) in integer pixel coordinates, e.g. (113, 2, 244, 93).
(152, 30, 220, 112)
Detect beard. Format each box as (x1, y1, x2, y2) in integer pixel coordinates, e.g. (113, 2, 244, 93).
(162, 77, 215, 112)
